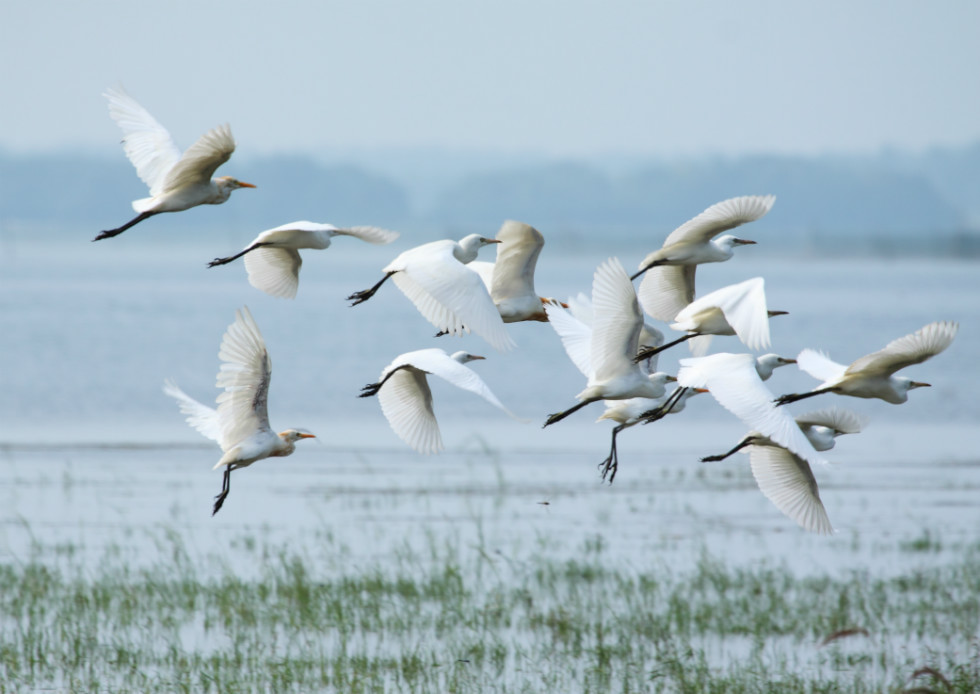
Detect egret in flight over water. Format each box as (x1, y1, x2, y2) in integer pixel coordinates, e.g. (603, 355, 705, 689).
(208, 221, 399, 298)
(95, 86, 255, 241)
(359, 348, 515, 454)
(163, 307, 315, 515)
(348, 234, 515, 352)
(775, 321, 959, 406)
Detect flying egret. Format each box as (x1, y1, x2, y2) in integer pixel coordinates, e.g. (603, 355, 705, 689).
(676, 352, 827, 472)
(359, 348, 515, 454)
(348, 234, 515, 352)
(598, 386, 706, 483)
(466, 220, 567, 322)
(163, 307, 315, 515)
(207, 221, 399, 298)
(635, 277, 786, 361)
(706, 409, 865, 534)
(95, 86, 255, 241)
(543, 257, 671, 427)
(775, 321, 959, 406)
(565, 292, 665, 372)
(631, 195, 774, 292)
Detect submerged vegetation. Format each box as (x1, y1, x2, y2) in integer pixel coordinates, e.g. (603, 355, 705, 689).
(0, 528, 978, 693)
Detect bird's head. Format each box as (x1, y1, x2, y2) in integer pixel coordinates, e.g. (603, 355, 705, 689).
(278, 429, 316, 443)
(754, 353, 796, 381)
(716, 235, 757, 251)
(216, 176, 257, 191)
(450, 351, 486, 364)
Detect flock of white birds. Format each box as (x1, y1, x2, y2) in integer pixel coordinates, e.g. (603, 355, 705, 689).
(97, 86, 959, 531)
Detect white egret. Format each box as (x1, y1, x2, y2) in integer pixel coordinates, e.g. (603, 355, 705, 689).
(359, 348, 514, 454)
(705, 409, 866, 535)
(542, 257, 671, 427)
(348, 234, 515, 352)
(207, 221, 399, 298)
(163, 307, 315, 515)
(676, 352, 827, 471)
(635, 277, 786, 361)
(95, 86, 255, 241)
(466, 220, 566, 322)
(631, 195, 774, 298)
(775, 321, 959, 406)
(566, 292, 665, 372)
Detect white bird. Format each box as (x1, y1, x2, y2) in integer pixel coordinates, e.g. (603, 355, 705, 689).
(96, 86, 255, 241)
(466, 220, 566, 323)
(775, 321, 959, 406)
(163, 306, 315, 515)
(632, 195, 775, 320)
(348, 234, 515, 352)
(635, 277, 786, 361)
(677, 352, 827, 472)
(704, 408, 866, 535)
(543, 257, 671, 427)
(359, 348, 514, 454)
(566, 292, 665, 372)
(207, 221, 399, 298)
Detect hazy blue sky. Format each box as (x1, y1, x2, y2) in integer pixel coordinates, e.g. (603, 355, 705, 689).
(3, 1, 978, 158)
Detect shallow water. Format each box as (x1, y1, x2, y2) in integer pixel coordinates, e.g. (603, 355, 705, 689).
(1, 233, 979, 576)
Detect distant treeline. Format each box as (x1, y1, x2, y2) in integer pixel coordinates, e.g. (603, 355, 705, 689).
(2, 144, 979, 254)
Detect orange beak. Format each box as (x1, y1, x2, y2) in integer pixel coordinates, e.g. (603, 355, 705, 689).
(298, 432, 317, 439)
(238, 181, 257, 188)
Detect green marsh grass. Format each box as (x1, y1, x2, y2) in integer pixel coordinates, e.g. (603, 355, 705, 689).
(0, 527, 978, 693)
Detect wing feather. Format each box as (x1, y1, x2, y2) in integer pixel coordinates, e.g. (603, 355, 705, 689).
(638, 264, 696, 323)
(796, 349, 848, 385)
(332, 225, 400, 245)
(845, 320, 959, 378)
(748, 445, 834, 534)
(244, 247, 302, 299)
(544, 302, 594, 377)
(214, 306, 272, 450)
(163, 380, 222, 443)
(160, 124, 235, 193)
(794, 407, 868, 435)
(490, 221, 543, 302)
(590, 258, 643, 383)
(663, 194, 776, 246)
(377, 367, 443, 454)
(104, 86, 182, 196)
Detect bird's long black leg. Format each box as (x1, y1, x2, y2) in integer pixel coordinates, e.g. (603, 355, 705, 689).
(543, 399, 594, 428)
(599, 422, 627, 483)
(774, 387, 835, 407)
(348, 271, 396, 306)
(640, 387, 688, 424)
(92, 211, 158, 241)
(359, 365, 411, 398)
(635, 334, 695, 363)
(629, 259, 666, 281)
(208, 242, 272, 268)
(212, 467, 232, 516)
(700, 436, 757, 462)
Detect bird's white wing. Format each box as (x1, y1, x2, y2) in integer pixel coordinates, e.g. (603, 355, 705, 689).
(333, 225, 401, 245)
(845, 320, 959, 378)
(104, 86, 182, 196)
(393, 246, 515, 352)
(214, 306, 272, 450)
(408, 349, 515, 417)
(710, 277, 771, 351)
(663, 194, 776, 246)
(490, 221, 543, 302)
(163, 380, 222, 443)
(678, 353, 826, 469)
(638, 264, 696, 323)
(794, 407, 868, 435)
(687, 334, 715, 357)
(159, 123, 235, 193)
(796, 349, 848, 385)
(467, 261, 496, 293)
(244, 247, 302, 299)
(544, 302, 594, 378)
(748, 445, 834, 535)
(377, 367, 442, 454)
(590, 258, 643, 382)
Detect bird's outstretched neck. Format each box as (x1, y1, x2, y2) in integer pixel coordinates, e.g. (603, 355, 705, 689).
(774, 388, 834, 407)
(93, 211, 157, 241)
(208, 242, 272, 267)
(635, 334, 694, 362)
(348, 271, 396, 306)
